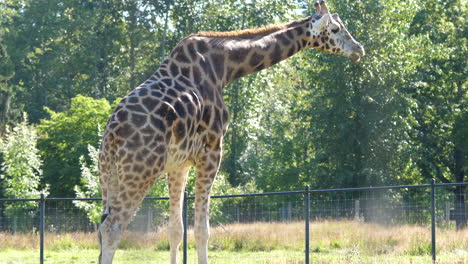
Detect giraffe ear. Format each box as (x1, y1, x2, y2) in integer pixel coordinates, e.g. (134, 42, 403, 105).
(331, 13, 343, 24)
(315, 14, 330, 31)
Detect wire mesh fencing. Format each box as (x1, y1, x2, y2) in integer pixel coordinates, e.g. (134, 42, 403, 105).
(0, 181, 467, 264)
(309, 187, 432, 224)
(186, 191, 307, 264)
(0, 199, 40, 235)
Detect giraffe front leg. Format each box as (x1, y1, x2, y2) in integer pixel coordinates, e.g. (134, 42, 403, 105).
(195, 150, 221, 264)
(98, 159, 163, 264)
(98, 211, 121, 264)
(168, 165, 191, 264)
(99, 201, 138, 264)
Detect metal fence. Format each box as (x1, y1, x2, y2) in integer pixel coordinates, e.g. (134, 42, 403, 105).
(0, 180, 467, 264)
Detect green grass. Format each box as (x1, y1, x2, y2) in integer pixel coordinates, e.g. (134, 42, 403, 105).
(1, 221, 467, 263)
(1, 248, 467, 264)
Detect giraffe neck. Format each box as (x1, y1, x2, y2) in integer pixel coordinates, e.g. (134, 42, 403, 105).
(220, 18, 312, 85)
(184, 17, 312, 88)
(154, 17, 312, 99)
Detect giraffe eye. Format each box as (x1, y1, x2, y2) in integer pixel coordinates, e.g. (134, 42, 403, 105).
(331, 28, 340, 34)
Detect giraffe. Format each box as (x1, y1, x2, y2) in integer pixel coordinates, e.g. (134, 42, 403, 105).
(98, 1, 364, 263)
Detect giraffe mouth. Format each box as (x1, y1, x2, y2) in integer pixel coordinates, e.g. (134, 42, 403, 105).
(349, 46, 365, 62)
(349, 53, 361, 62)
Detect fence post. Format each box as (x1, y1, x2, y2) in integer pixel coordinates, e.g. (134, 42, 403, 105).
(304, 185, 310, 264)
(183, 191, 188, 264)
(39, 193, 45, 264)
(12, 216, 17, 235)
(354, 200, 360, 221)
(430, 178, 436, 263)
(445, 202, 450, 228)
(146, 207, 153, 233)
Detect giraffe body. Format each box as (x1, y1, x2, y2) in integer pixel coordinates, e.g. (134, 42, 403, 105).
(98, 1, 364, 263)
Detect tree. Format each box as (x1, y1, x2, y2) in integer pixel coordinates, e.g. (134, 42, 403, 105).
(406, 0, 467, 228)
(37, 95, 113, 197)
(0, 38, 19, 136)
(0, 0, 22, 135)
(0, 114, 48, 214)
(3, 0, 135, 122)
(0, 0, 465, 223)
(238, 0, 427, 192)
(74, 144, 102, 225)
(206, 0, 299, 186)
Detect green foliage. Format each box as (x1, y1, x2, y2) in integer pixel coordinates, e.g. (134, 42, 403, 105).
(0, 114, 48, 214)
(74, 144, 102, 224)
(0, 0, 23, 135)
(0, 0, 465, 206)
(406, 240, 432, 256)
(404, 0, 467, 184)
(183, 168, 258, 224)
(209, 172, 259, 224)
(229, 0, 466, 192)
(37, 95, 112, 197)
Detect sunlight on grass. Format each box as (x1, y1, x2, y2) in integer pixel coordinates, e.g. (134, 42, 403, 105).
(1, 249, 467, 264)
(0, 221, 467, 263)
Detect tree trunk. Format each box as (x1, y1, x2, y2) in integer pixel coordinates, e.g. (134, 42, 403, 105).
(127, 1, 137, 90)
(0, 89, 11, 135)
(160, 0, 171, 63)
(352, 84, 365, 187)
(229, 82, 239, 185)
(129, 33, 136, 91)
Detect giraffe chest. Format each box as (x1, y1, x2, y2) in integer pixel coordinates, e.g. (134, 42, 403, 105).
(106, 74, 230, 174)
(164, 102, 229, 172)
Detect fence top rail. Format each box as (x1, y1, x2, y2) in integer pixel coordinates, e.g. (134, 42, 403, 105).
(45, 197, 101, 201)
(308, 184, 431, 193)
(44, 197, 170, 202)
(209, 190, 305, 199)
(0, 198, 40, 202)
(0, 181, 466, 202)
(435, 182, 468, 188)
(309, 182, 468, 193)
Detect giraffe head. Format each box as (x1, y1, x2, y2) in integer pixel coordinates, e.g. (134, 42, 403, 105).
(307, 0, 365, 62)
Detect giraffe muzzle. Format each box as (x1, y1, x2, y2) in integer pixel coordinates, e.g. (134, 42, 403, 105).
(349, 44, 365, 62)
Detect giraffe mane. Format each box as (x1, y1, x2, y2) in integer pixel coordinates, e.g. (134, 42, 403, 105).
(196, 17, 311, 38)
(197, 25, 286, 38)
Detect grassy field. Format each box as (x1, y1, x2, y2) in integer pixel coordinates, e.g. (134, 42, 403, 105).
(0, 220, 467, 263)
